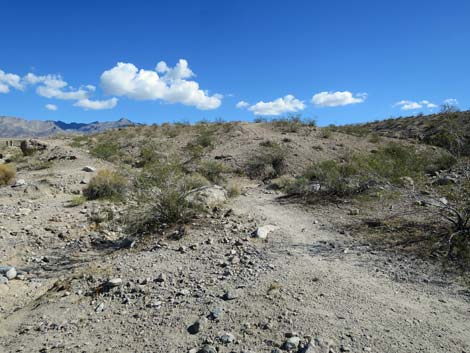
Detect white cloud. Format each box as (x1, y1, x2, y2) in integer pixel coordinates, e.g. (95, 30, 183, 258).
(419, 100, 438, 109)
(74, 97, 118, 110)
(312, 91, 367, 107)
(0, 69, 23, 93)
(395, 99, 438, 110)
(247, 95, 305, 116)
(443, 98, 458, 106)
(1, 68, 117, 111)
(236, 101, 249, 109)
(24, 73, 91, 100)
(100, 59, 222, 110)
(45, 103, 58, 111)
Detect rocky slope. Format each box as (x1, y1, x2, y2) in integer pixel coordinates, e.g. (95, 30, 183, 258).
(0, 136, 469, 353)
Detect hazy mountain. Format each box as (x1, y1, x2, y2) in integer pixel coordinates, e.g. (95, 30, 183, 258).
(0, 116, 135, 137)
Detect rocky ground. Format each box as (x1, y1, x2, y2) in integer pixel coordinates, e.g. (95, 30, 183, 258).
(1, 138, 470, 353)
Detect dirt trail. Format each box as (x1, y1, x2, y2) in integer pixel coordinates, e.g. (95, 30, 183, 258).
(230, 185, 470, 353)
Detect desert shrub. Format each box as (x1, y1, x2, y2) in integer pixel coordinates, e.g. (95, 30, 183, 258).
(197, 160, 228, 184)
(423, 125, 470, 157)
(162, 124, 181, 138)
(303, 118, 317, 127)
(246, 142, 287, 179)
(83, 170, 127, 200)
(184, 128, 215, 160)
(361, 143, 455, 183)
(70, 135, 90, 148)
(0, 164, 16, 186)
(320, 127, 333, 138)
(369, 134, 381, 143)
(429, 176, 470, 266)
(226, 182, 241, 198)
(272, 115, 303, 133)
(288, 143, 457, 199)
(67, 195, 86, 207)
(195, 129, 214, 148)
(183, 172, 210, 190)
(138, 142, 167, 167)
(124, 160, 194, 235)
(333, 124, 370, 137)
(26, 159, 53, 171)
(270, 175, 296, 190)
(90, 141, 121, 161)
(254, 117, 268, 123)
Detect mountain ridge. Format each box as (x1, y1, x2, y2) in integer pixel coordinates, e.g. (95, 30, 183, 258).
(0, 116, 135, 137)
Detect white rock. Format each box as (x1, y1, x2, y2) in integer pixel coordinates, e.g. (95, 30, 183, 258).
(82, 166, 96, 172)
(219, 332, 236, 344)
(254, 225, 279, 239)
(12, 179, 26, 187)
(106, 278, 122, 287)
(186, 185, 227, 209)
(5, 267, 16, 280)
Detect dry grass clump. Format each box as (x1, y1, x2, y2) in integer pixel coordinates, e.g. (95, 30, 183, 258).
(0, 164, 16, 186)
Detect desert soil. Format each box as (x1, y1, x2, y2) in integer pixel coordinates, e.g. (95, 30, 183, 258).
(0, 139, 469, 353)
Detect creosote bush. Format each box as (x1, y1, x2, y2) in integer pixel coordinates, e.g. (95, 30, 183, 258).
(0, 164, 16, 186)
(83, 170, 127, 200)
(90, 141, 121, 161)
(124, 159, 194, 235)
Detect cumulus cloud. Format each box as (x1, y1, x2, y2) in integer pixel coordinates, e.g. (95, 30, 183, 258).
(312, 91, 367, 107)
(45, 103, 58, 111)
(100, 59, 222, 110)
(1, 68, 117, 111)
(443, 98, 458, 106)
(246, 95, 305, 116)
(395, 99, 438, 110)
(236, 101, 249, 109)
(0, 69, 23, 93)
(24, 73, 92, 100)
(74, 97, 118, 110)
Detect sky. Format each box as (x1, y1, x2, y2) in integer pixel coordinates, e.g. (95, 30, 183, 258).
(0, 0, 469, 126)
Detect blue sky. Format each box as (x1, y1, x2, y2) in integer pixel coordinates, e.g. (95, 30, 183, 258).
(0, 0, 469, 126)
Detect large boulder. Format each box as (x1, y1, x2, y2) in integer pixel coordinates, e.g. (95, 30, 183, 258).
(186, 185, 227, 210)
(20, 139, 47, 156)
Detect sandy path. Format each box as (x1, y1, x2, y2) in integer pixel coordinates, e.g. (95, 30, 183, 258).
(230, 185, 470, 353)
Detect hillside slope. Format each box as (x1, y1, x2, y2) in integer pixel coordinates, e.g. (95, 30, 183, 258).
(335, 110, 470, 155)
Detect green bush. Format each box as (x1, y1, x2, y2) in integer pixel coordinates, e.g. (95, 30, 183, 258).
(320, 127, 333, 138)
(183, 172, 211, 190)
(90, 141, 121, 161)
(288, 142, 457, 199)
(197, 160, 228, 184)
(83, 170, 127, 200)
(124, 160, 194, 235)
(272, 115, 302, 133)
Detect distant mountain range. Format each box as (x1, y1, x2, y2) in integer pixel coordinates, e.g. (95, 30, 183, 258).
(0, 116, 136, 137)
